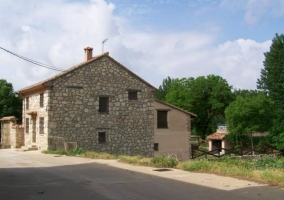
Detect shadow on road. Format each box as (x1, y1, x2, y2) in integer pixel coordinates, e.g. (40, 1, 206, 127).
(0, 153, 283, 200)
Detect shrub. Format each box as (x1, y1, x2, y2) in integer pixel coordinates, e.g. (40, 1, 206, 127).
(150, 156, 179, 168)
(253, 156, 284, 170)
(178, 159, 214, 172)
(66, 148, 86, 156)
(42, 149, 65, 155)
(84, 151, 117, 159)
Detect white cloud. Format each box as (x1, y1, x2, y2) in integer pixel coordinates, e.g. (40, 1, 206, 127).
(221, 0, 284, 25)
(0, 0, 271, 92)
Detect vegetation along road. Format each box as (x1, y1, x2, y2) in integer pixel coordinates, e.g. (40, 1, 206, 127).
(0, 149, 283, 200)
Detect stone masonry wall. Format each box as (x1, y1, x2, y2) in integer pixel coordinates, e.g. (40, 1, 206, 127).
(1, 122, 11, 148)
(48, 56, 155, 157)
(23, 90, 49, 150)
(10, 124, 24, 148)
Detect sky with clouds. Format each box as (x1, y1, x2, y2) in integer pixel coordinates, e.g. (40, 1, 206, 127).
(0, 0, 283, 91)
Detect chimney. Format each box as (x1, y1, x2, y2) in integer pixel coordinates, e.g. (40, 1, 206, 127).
(84, 47, 93, 61)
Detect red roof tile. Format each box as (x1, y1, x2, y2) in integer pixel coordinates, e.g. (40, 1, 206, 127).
(207, 132, 227, 140)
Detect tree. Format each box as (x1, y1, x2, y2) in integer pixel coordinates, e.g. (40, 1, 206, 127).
(154, 76, 176, 101)
(233, 89, 259, 98)
(0, 79, 22, 122)
(257, 33, 284, 150)
(165, 75, 234, 138)
(225, 93, 273, 151)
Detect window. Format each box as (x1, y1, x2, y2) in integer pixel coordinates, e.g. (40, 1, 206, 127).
(154, 143, 159, 151)
(99, 97, 109, 112)
(157, 111, 168, 128)
(39, 117, 44, 134)
(26, 97, 29, 110)
(40, 93, 44, 108)
(26, 118, 29, 133)
(128, 91, 138, 100)
(98, 132, 106, 143)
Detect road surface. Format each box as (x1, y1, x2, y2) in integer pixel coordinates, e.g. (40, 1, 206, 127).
(0, 149, 283, 200)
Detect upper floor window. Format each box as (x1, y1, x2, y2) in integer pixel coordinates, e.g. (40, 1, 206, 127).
(39, 117, 44, 134)
(25, 118, 29, 133)
(26, 97, 29, 110)
(157, 110, 168, 128)
(40, 93, 44, 108)
(99, 97, 109, 113)
(128, 91, 138, 100)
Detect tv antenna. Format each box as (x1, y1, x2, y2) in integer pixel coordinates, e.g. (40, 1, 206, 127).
(102, 39, 108, 53)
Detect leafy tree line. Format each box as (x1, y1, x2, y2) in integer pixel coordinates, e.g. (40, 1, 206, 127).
(155, 33, 284, 151)
(0, 79, 22, 122)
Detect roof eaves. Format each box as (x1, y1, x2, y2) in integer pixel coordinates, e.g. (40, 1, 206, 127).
(154, 99, 197, 118)
(18, 52, 109, 94)
(106, 55, 157, 91)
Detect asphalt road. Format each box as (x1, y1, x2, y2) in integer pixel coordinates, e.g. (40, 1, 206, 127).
(0, 149, 283, 200)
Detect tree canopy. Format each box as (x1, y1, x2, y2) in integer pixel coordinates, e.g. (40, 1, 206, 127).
(257, 33, 284, 150)
(0, 79, 22, 122)
(225, 92, 273, 146)
(164, 75, 234, 138)
(154, 76, 177, 101)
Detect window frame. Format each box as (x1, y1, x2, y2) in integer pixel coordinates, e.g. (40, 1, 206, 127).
(157, 110, 168, 128)
(98, 97, 109, 113)
(25, 118, 29, 134)
(98, 132, 106, 143)
(128, 91, 138, 100)
(40, 93, 44, 108)
(154, 143, 159, 151)
(39, 117, 44, 134)
(26, 97, 29, 110)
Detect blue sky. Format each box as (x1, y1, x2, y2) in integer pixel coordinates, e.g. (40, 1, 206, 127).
(0, 0, 283, 90)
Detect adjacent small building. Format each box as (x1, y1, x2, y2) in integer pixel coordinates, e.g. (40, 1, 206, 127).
(154, 99, 196, 161)
(207, 125, 233, 154)
(1, 47, 197, 160)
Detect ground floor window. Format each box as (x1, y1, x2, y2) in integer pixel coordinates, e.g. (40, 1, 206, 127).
(154, 143, 159, 151)
(98, 132, 106, 143)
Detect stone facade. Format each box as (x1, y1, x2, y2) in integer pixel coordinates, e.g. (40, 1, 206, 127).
(0, 116, 24, 148)
(22, 90, 49, 150)
(19, 53, 156, 157)
(17, 49, 196, 158)
(47, 56, 155, 156)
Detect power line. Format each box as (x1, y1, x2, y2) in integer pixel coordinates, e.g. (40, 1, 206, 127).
(0, 46, 65, 72)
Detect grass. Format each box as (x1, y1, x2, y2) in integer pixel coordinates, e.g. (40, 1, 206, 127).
(42, 149, 284, 187)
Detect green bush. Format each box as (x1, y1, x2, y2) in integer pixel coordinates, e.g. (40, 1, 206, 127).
(178, 159, 214, 172)
(42, 149, 65, 155)
(66, 148, 86, 156)
(84, 151, 117, 159)
(254, 156, 284, 170)
(150, 156, 179, 168)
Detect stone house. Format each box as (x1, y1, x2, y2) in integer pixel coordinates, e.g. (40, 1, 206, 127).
(16, 47, 196, 159)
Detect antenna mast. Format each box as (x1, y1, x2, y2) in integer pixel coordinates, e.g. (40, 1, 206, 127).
(102, 39, 108, 53)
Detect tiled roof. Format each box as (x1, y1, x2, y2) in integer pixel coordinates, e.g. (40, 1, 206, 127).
(207, 132, 227, 140)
